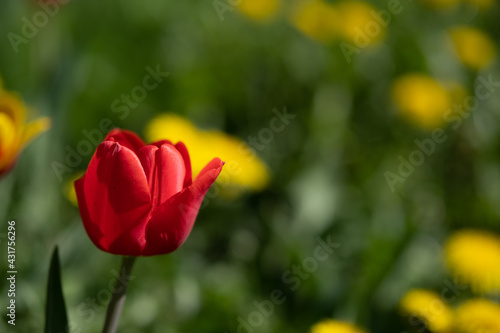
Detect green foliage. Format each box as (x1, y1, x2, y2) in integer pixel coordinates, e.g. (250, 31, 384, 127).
(45, 247, 69, 333)
(0, 0, 499, 332)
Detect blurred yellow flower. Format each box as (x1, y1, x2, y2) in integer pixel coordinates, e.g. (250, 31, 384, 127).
(145, 113, 270, 196)
(238, 0, 281, 21)
(449, 26, 496, 70)
(310, 319, 367, 333)
(445, 230, 500, 294)
(336, 1, 385, 46)
(399, 289, 454, 333)
(391, 73, 452, 128)
(455, 299, 500, 333)
(0, 80, 50, 177)
(290, 0, 340, 42)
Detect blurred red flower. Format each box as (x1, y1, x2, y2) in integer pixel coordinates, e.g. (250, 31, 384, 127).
(75, 129, 224, 256)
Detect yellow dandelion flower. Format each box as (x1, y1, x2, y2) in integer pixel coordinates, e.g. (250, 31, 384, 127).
(290, 0, 340, 43)
(445, 230, 500, 294)
(336, 1, 386, 46)
(391, 73, 452, 128)
(310, 319, 367, 333)
(0, 81, 50, 177)
(399, 289, 454, 333)
(455, 299, 500, 333)
(145, 113, 270, 196)
(420, 0, 461, 9)
(449, 26, 496, 70)
(238, 0, 282, 21)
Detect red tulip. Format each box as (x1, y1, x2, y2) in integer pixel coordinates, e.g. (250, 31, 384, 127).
(75, 129, 224, 256)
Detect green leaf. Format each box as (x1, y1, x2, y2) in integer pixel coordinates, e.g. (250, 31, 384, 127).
(44, 246, 69, 333)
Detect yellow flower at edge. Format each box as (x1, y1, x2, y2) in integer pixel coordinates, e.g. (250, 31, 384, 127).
(290, 0, 340, 43)
(238, 0, 282, 21)
(145, 113, 270, 197)
(445, 230, 500, 295)
(336, 1, 386, 46)
(449, 26, 496, 70)
(391, 73, 453, 129)
(455, 299, 500, 333)
(310, 319, 368, 333)
(399, 289, 454, 333)
(0, 80, 50, 177)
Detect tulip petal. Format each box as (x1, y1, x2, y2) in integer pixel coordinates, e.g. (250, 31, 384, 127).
(151, 140, 192, 187)
(151, 140, 173, 147)
(157, 144, 186, 207)
(143, 158, 224, 255)
(0, 112, 18, 165)
(75, 141, 152, 255)
(136, 145, 159, 192)
(74, 176, 106, 251)
(175, 141, 192, 187)
(21, 116, 51, 147)
(195, 157, 225, 183)
(105, 129, 146, 154)
(0, 91, 26, 128)
(137, 143, 186, 208)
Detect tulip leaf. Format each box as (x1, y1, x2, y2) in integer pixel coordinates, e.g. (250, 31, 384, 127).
(44, 246, 69, 333)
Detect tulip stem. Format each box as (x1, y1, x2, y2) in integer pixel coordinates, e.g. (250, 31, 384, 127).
(102, 256, 136, 333)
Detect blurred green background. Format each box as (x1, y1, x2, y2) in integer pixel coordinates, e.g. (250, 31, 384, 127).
(1, 0, 500, 332)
